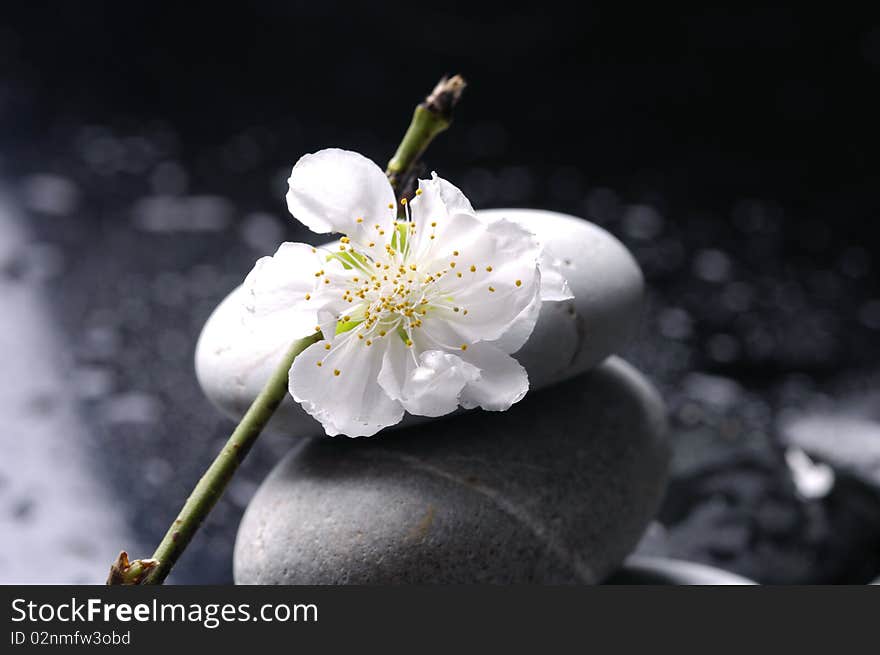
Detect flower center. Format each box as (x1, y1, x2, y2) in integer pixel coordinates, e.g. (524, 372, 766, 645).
(306, 196, 526, 378)
(333, 225, 462, 349)
(314, 196, 480, 359)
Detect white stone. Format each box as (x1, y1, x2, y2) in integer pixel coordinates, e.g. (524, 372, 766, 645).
(195, 209, 644, 436)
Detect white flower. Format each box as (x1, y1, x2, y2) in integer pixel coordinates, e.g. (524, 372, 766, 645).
(242, 148, 566, 437)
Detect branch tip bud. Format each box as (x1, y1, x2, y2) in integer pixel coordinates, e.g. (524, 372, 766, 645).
(106, 551, 160, 585)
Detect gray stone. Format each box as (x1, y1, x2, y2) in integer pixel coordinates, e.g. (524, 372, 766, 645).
(780, 404, 880, 493)
(606, 556, 756, 585)
(233, 356, 668, 584)
(196, 209, 644, 436)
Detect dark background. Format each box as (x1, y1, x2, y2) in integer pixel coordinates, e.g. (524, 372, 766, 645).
(2, 2, 879, 583)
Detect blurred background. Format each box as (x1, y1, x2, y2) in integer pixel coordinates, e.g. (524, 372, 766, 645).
(1, 2, 879, 583)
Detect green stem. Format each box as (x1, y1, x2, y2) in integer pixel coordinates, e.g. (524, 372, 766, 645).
(386, 74, 467, 197)
(141, 333, 319, 585)
(386, 106, 449, 184)
(109, 73, 466, 585)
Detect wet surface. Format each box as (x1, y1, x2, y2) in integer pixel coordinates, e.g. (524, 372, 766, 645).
(0, 206, 138, 583)
(2, 4, 879, 583)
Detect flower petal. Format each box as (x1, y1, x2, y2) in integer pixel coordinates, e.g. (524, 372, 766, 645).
(286, 149, 397, 240)
(379, 343, 479, 417)
(407, 173, 476, 260)
(405, 350, 481, 416)
(457, 342, 529, 411)
(412, 173, 474, 221)
(427, 216, 542, 343)
(289, 333, 404, 437)
(490, 259, 575, 354)
(376, 333, 416, 403)
(489, 289, 543, 354)
(242, 242, 321, 343)
(539, 261, 574, 302)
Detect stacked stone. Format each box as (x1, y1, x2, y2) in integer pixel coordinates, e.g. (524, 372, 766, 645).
(195, 210, 669, 583)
